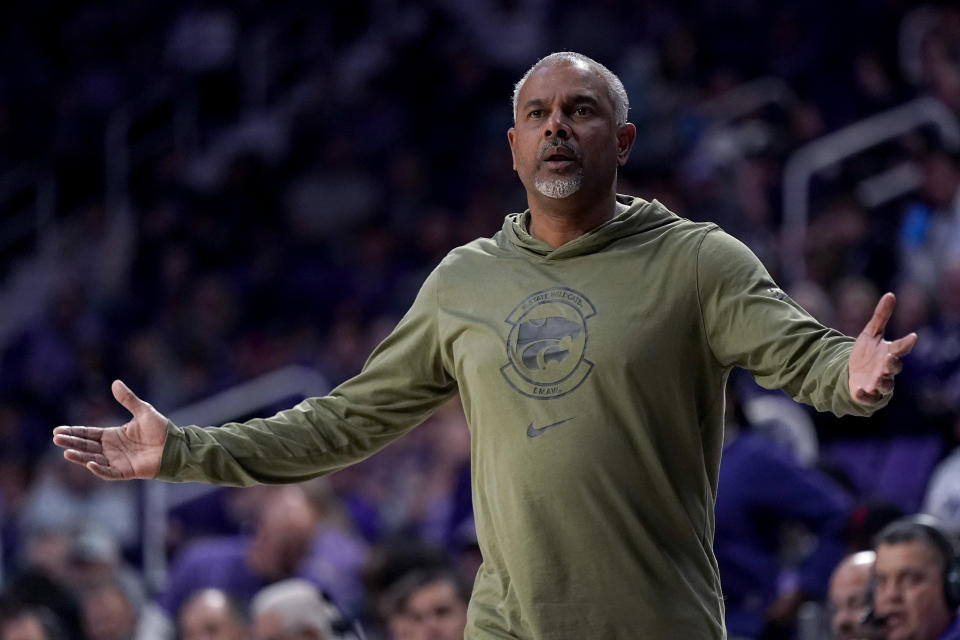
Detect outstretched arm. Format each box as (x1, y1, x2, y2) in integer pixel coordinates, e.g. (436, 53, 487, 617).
(53, 379, 167, 480)
(53, 265, 456, 486)
(848, 292, 918, 406)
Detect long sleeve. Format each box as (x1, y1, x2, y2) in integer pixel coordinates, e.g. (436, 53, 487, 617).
(696, 228, 884, 417)
(156, 267, 458, 486)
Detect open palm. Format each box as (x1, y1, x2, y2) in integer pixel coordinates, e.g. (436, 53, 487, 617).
(53, 379, 167, 480)
(848, 292, 918, 406)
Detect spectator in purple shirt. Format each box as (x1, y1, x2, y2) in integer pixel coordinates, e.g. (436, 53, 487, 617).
(716, 397, 852, 639)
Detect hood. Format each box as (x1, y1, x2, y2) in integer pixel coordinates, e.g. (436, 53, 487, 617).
(500, 195, 677, 260)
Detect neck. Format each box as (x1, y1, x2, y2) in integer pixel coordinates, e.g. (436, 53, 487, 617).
(527, 188, 623, 248)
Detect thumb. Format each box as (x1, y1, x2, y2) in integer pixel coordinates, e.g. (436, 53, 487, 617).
(112, 379, 145, 416)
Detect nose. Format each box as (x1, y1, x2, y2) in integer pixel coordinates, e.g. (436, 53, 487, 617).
(874, 583, 901, 615)
(544, 112, 570, 139)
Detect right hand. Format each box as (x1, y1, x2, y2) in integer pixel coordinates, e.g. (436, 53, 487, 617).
(53, 379, 167, 480)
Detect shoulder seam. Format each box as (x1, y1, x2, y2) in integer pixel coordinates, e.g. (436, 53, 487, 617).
(695, 226, 723, 367)
(434, 260, 456, 381)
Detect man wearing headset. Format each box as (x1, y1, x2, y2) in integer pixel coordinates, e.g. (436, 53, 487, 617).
(873, 515, 960, 640)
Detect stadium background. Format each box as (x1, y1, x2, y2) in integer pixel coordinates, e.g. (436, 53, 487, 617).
(1, 1, 960, 638)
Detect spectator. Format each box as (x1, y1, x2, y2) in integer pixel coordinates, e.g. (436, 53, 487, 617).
(715, 395, 852, 639)
(79, 579, 141, 640)
(17, 450, 138, 554)
(250, 579, 349, 640)
(827, 551, 883, 640)
(0, 602, 65, 640)
(924, 445, 960, 536)
(873, 515, 960, 640)
(177, 589, 247, 640)
(382, 569, 469, 640)
(145, 483, 366, 635)
(899, 148, 960, 292)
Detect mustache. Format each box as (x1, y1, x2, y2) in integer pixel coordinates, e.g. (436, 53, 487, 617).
(537, 140, 579, 161)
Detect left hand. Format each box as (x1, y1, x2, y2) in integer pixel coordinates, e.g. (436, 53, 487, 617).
(848, 292, 918, 405)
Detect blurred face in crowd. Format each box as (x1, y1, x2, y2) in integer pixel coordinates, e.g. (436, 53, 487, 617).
(388, 610, 418, 640)
(405, 579, 468, 640)
(251, 610, 323, 640)
(507, 58, 634, 204)
(828, 552, 883, 640)
(246, 487, 318, 580)
(81, 583, 138, 640)
(1, 614, 46, 640)
(874, 541, 954, 640)
(179, 590, 247, 640)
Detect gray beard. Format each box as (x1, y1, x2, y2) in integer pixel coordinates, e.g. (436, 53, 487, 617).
(534, 172, 583, 199)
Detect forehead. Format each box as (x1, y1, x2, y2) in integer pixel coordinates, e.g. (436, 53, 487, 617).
(830, 562, 871, 598)
(518, 60, 609, 106)
(876, 541, 942, 572)
(408, 581, 458, 609)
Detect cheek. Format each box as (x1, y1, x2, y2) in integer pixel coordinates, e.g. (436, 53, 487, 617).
(905, 585, 945, 620)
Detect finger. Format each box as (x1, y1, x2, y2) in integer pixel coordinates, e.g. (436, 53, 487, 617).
(864, 292, 896, 338)
(64, 449, 111, 467)
(855, 388, 883, 405)
(883, 354, 903, 376)
(889, 332, 918, 357)
(112, 379, 145, 416)
(52, 426, 103, 442)
(87, 461, 125, 481)
(53, 434, 104, 453)
(877, 376, 895, 395)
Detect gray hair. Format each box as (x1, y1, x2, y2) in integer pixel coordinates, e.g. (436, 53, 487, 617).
(512, 52, 629, 126)
(251, 579, 338, 637)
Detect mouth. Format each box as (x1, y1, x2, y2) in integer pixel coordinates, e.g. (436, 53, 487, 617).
(538, 144, 579, 170)
(883, 612, 906, 628)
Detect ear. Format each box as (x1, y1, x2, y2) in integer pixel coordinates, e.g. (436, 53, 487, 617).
(616, 123, 637, 167)
(507, 127, 518, 171)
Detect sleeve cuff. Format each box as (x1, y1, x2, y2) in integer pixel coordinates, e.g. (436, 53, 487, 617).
(156, 420, 185, 481)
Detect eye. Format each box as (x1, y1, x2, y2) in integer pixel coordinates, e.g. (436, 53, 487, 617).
(528, 109, 543, 119)
(575, 105, 594, 116)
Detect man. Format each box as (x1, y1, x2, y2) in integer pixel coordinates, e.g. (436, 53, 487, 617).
(79, 579, 141, 640)
(828, 551, 884, 640)
(177, 589, 248, 640)
(873, 516, 960, 640)
(137, 484, 364, 640)
(715, 402, 852, 639)
(249, 580, 343, 640)
(54, 52, 916, 638)
(0, 603, 64, 640)
(384, 569, 469, 640)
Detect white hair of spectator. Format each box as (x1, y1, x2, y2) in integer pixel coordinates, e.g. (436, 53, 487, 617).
(512, 52, 629, 126)
(250, 579, 337, 637)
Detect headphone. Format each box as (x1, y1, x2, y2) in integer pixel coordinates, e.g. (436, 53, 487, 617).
(863, 514, 960, 626)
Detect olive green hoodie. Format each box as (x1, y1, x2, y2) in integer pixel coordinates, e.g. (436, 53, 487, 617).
(159, 196, 880, 639)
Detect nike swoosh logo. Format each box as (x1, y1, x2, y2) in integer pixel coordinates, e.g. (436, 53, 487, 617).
(526, 418, 573, 438)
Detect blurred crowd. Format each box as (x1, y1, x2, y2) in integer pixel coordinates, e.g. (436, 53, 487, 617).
(2, 0, 960, 639)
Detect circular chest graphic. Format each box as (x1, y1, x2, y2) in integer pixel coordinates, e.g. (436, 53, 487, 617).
(500, 287, 596, 399)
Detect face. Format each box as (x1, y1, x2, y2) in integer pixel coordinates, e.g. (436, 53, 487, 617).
(405, 581, 468, 640)
(1, 616, 47, 640)
(82, 586, 138, 640)
(179, 591, 247, 640)
(246, 488, 317, 580)
(874, 541, 954, 640)
(252, 611, 320, 640)
(508, 60, 635, 203)
(829, 559, 882, 640)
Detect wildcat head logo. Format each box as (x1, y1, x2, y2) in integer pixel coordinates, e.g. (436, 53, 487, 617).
(500, 287, 596, 399)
